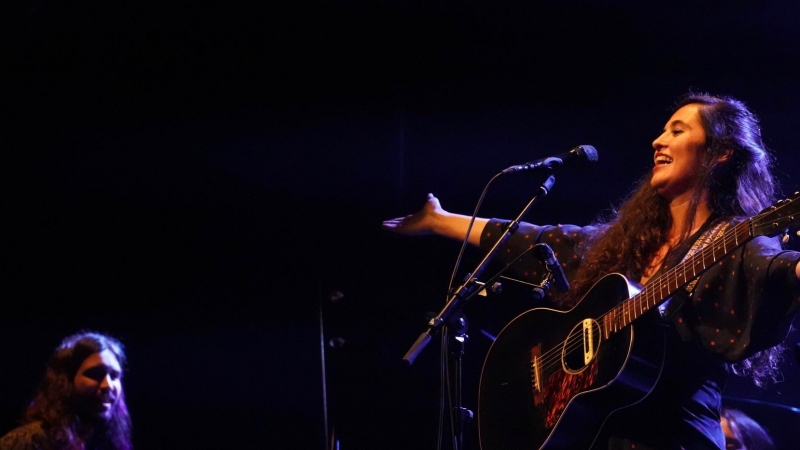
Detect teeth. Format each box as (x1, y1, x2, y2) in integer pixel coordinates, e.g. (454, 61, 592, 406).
(655, 156, 672, 165)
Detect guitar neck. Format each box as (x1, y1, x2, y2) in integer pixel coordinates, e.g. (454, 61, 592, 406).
(602, 219, 752, 337)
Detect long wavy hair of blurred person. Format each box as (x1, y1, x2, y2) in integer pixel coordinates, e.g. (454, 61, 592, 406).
(24, 331, 133, 450)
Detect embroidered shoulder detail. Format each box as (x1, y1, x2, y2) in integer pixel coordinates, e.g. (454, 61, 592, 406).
(683, 219, 734, 294)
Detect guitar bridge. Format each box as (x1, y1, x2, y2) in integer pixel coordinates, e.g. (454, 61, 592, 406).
(530, 344, 543, 406)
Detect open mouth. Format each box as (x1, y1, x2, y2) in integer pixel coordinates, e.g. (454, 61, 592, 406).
(655, 155, 673, 165)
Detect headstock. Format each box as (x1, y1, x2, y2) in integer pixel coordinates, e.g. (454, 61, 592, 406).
(751, 192, 800, 238)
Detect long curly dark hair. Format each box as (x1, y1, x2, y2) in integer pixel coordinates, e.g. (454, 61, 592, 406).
(23, 331, 133, 450)
(561, 92, 784, 387)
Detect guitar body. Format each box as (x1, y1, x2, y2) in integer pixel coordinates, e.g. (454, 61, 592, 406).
(478, 273, 667, 450)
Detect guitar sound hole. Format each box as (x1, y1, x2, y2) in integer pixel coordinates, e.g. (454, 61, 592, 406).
(561, 319, 601, 374)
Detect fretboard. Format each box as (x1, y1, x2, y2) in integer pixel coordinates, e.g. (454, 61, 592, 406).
(601, 219, 751, 338)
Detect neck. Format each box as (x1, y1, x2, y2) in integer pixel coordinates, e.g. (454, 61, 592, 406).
(668, 193, 711, 241)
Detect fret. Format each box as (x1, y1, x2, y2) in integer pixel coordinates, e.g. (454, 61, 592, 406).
(682, 261, 687, 286)
(623, 302, 629, 327)
(629, 300, 634, 324)
(704, 250, 713, 267)
(608, 307, 617, 332)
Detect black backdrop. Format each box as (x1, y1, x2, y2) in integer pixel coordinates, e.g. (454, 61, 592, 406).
(5, 1, 800, 449)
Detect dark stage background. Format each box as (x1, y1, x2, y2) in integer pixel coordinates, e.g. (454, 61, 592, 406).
(5, 1, 800, 449)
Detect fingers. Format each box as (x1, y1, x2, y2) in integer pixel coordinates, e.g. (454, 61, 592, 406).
(381, 217, 404, 229)
(426, 193, 441, 210)
(382, 193, 439, 235)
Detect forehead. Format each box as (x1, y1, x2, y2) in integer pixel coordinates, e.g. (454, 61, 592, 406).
(77, 349, 122, 373)
(666, 103, 703, 127)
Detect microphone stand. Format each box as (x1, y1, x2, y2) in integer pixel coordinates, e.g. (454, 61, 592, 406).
(402, 174, 556, 449)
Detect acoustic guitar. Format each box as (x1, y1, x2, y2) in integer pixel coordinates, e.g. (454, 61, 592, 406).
(477, 192, 800, 449)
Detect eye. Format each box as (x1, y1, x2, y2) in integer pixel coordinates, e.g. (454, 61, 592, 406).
(83, 366, 107, 382)
(82, 366, 121, 382)
(672, 129, 684, 136)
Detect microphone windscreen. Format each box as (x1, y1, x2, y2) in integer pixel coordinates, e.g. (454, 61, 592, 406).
(577, 145, 599, 162)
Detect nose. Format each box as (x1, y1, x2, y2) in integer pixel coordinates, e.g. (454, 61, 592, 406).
(652, 130, 667, 151)
(99, 374, 113, 392)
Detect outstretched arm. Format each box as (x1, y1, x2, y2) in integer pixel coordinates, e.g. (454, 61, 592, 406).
(382, 193, 489, 246)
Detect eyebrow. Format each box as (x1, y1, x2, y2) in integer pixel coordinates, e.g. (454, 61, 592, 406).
(662, 119, 690, 132)
(83, 364, 121, 374)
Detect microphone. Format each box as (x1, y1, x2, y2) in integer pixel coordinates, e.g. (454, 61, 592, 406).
(502, 145, 598, 174)
(533, 243, 570, 292)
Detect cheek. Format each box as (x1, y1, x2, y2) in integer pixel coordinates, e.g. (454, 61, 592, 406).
(73, 377, 97, 394)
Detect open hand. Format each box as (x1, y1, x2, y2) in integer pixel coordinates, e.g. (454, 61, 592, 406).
(382, 193, 445, 236)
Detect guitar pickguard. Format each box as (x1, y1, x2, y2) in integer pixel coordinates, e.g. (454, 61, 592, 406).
(541, 360, 598, 429)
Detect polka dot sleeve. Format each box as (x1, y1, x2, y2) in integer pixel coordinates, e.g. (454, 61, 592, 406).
(478, 219, 596, 301)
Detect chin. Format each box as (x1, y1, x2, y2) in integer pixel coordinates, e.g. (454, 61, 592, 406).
(650, 181, 666, 195)
(81, 406, 115, 423)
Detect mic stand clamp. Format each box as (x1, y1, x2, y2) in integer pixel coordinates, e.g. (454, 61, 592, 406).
(531, 272, 555, 300)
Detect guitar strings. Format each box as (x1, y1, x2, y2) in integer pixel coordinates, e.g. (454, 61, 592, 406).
(540, 201, 794, 376)
(521, 198, 794, 381)
(532, 217, 756, 377)
(538, 219, 750, 373)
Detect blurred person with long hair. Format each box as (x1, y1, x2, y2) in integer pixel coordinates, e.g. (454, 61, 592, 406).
(0, 331, 132, 450)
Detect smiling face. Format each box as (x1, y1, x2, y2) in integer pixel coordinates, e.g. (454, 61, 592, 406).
(651, 103, 708, 203)
(72, 349, 123, 422)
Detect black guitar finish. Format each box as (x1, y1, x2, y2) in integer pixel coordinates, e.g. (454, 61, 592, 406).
(478, 274, 665, 449)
